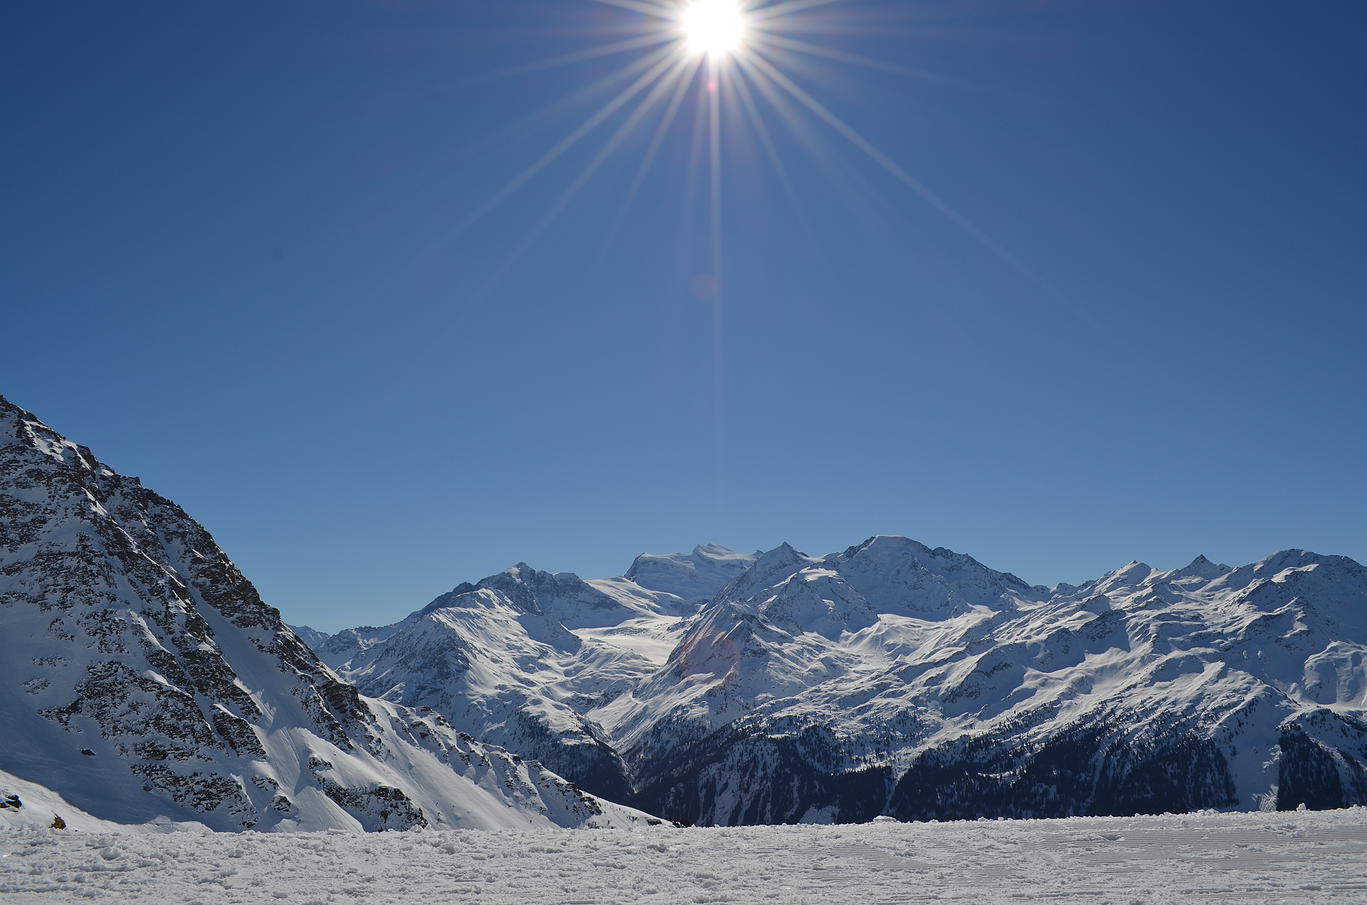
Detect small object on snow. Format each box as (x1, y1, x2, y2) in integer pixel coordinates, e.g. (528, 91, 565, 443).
(1, 794, 22, 810)
(51, 814, 67, 830)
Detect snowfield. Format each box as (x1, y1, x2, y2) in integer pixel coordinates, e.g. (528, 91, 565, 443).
(3, 809, 1365, 904)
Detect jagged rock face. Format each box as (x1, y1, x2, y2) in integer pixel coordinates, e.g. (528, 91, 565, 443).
(0, 395, 648, 831)
(332, 531, 1367, 827)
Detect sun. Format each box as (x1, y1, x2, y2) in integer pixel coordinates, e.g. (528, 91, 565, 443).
(680, 0, 748, 59)
(454, 0, 1029, 311)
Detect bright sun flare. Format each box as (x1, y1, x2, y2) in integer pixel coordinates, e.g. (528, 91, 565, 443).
(681, 0, 748, 58)
(453, 0, 1024, 311)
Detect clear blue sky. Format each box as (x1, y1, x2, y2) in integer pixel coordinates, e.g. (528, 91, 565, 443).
(5, 1, 1365, 631)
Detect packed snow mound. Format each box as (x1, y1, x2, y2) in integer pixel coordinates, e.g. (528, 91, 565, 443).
(0, 395, 653, 832)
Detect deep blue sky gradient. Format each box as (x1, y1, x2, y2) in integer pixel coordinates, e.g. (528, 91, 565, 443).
(5, 1, 1366, 630)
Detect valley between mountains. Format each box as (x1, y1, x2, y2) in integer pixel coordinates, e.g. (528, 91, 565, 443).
(3, 392, 1366, 832)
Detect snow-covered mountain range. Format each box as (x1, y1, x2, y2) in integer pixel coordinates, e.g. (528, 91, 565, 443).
(318, 539, 1367, 826)
(0, 395, 650, 832)
(5, 392, 1366, 832)
(309, 546, 756, 803)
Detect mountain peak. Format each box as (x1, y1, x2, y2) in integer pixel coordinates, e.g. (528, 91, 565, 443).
(762, 540, 803, 559)
(713, 542, 819, 604)
(743, 542, 812, 577)
(1106, 560, 1155, 581)
(0, 393, 27, 419)
(1256, 549, 1317, 571)
(853, 534, 930, 551)
(1172, 554, 1231, 581)
(0, 395, 644, 831)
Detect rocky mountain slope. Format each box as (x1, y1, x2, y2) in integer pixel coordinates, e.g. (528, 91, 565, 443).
(0, 395, 650, 831)
(314, 563, 710, 801)
(327, 536, 1367, 825)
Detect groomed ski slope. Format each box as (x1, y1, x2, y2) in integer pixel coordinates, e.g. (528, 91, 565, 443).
(3, 808, 1365, 904)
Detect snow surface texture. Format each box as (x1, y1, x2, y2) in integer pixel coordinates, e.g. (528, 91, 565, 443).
(3, 808, 1366, 904)
(0, 395, 649, 832)
(327, 535, 1367, 825)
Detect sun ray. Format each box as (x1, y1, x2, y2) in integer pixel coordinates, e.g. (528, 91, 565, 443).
(365, 42, 693, 302)
(729, 61, 816, 238)
(485, 39, 681, 126)
(377, 0, 1092, 439)
(752, 33, 1008, 99)
(479, 54, 699, 291)
(489, 32, 679, 80)
(678, 62, 712, 284)
(751, 32, 947, 82)
(740, 56, 896, 228)
(706, 55, 728, 517)
(430, 0, 1071, 327)
(455, 42, 680, 167)
(591, 0, 677, 20)
(750, 0, 845, 24)
(449, 45, 681, 240)
(708, 59, 725, 307)
(744, 47, 1037, 278)
(601, 55, 705, 253)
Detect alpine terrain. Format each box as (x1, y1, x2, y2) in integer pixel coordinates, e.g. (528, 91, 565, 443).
(0, 395, 650, 832)
(322, 541, 1367, 825)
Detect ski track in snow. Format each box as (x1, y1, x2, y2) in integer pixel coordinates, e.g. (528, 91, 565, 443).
(3, 809, 1365, 904)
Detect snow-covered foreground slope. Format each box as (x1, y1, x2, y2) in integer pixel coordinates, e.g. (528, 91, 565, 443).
(0, 395, 649, 831)
(3, 808, 1365, 904)
(0, 769, 123, 832)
